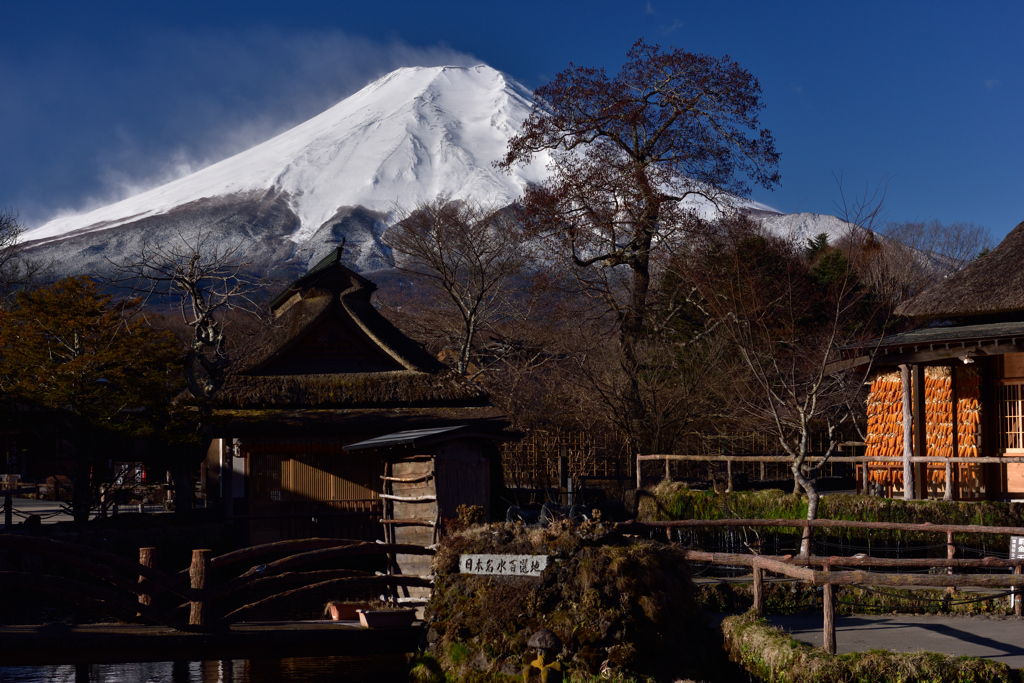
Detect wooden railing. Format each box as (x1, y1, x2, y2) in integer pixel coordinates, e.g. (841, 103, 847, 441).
(636, 453, 1016, 493)
(0, 536, 433, 632)
(626, 518, 1024, 655)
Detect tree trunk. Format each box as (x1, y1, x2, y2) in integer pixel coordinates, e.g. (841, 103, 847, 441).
(792, 460, 818, 558)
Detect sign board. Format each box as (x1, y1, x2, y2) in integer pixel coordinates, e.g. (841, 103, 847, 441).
(1011, 536, 1024, 560)
(460, 554, 548, 577)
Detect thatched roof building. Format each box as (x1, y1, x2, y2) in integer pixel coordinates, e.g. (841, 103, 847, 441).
(211, 246, 503, 433)
(897, 220, 1024, 321)
(203, 248, 509, 544)
(844, 219, 1024, 502)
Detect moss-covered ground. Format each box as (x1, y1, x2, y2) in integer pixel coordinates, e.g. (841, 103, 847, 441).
(721, 610, 1016, 683)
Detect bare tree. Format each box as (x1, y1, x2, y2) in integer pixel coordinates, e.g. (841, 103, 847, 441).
(111, 231, 268, 513)
(112, 231, 267, 400)
(0, 208, 45, 303)
(693, 216, 882, 556)
(383, 197, 527, 376)
(499, 40, 780, 453)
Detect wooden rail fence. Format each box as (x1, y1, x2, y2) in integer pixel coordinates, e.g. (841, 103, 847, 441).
(636, 453, 1019, 493)
(0, 536, 433, 632)
(626, 518, 1024, 655)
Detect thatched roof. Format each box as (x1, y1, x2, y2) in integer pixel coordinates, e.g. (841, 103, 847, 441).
(219, 247, 489, 410)
(897, 220, 1024, 320)
(210, 405, 508, 437)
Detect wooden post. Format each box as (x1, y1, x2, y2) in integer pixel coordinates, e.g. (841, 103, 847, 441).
(664, 457, 670, 482)
(3, 492, 11, 530)
(822, 563, 836, 655)
(189, 549, 212, 629)
(900, 364, 915, 500)
(1016, 565, 1022, 617)
(950, 366, 959, 502)
(138, 547, 156, 616)
(913, 364, 926, 499)
(760, 461, 766, 482)
(726, 459, 733, 493)
(752, 564, 764, 616)
(946, 531, 955, 595)
(636, 455, 642, 491)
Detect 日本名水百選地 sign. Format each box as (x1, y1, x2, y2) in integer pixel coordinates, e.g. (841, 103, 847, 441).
(459, 554, 548, 577)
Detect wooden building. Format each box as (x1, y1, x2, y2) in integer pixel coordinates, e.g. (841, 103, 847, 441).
(202, 247, 509, 543)
(843, 220, 1024, 500)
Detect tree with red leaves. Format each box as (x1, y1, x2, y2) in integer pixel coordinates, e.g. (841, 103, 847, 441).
(500, 39, 780, 452)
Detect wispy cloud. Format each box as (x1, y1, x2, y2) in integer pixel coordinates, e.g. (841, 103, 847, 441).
(11, 29, 479, 228)
(645, 1, 655, 14)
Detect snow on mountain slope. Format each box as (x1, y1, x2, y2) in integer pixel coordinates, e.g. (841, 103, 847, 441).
(26, 65, 550, 246)
(20, 63, 860, 281)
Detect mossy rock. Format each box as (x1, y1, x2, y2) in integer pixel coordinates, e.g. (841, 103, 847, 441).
(426, 520, 731, 682)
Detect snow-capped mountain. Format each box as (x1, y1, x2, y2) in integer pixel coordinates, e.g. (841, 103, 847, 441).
(20, 64, 856, 280)
(21, 65, 552, 276)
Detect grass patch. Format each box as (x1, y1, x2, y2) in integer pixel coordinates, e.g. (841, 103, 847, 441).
(721, 611, 1015, 683)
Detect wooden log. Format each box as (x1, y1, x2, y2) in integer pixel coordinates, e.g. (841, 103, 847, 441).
(947, 532, 955, 593)
(381, 474, 434, 483)
(752, 565, 764, 616)
(811, 570, 1024, 589)
(629, 518, 1024, 537)
(379, 494, 437, 503)
(203, 538, 363, 573)
(681, 549, 1021, 569)
(189, 549, 211, 629)
(751, 555, 816, 582)
(823, 563, 836, 655)
(138, 547, 156, 616)
(636, 454, 642, 490)
(902, 363, 915, 500)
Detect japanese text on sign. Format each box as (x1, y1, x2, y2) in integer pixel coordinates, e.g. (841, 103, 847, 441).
(460, 554, 548, 577)
(1011, 536, 1024, 560)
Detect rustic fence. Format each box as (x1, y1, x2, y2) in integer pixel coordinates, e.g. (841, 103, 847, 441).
(501, 430, 628, 488)
(637, 452, 1008, 496)
(625, 518, 1024, 655)
(0, 536, 432, 632)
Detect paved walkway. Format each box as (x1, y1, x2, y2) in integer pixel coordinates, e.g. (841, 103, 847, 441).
(767, 613, 1024, 667)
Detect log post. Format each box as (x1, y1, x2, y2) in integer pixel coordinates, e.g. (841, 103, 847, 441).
(1016, 565, 1022, 617)
(664, 457, 670, 483)
(189, 549, 212, 629)
(822, 563, 836, 655)
(138, 547, 156, 616)
(636, 455, 642, 491)
(726, 459, 733, 493)
(753, 564, 764, 616)
(760, 461, 766, 482)
(3, 492, 11, 530)
(946, 532, 955, 593)
(900, 364, 915, 500)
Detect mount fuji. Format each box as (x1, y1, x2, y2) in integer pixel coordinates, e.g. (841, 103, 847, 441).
(20, 64, 850, 280)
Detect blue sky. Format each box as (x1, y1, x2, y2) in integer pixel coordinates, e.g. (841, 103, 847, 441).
(3, 1, 1022, 239)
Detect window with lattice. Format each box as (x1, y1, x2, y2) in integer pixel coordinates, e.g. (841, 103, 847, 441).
(998, 381, 1024, 452)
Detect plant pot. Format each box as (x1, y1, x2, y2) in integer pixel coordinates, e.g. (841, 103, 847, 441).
(327, 601, 374, 621)
(356, 608, 416, 629)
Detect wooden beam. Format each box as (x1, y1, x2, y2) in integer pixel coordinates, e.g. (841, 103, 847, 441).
(913, 363, 926, 499)
(901, 364, 915, 500)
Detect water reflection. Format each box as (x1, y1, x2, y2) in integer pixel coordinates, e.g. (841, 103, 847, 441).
(0, 656, 409, 683)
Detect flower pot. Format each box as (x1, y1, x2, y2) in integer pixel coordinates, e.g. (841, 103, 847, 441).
(327, 601, 373, 621)
(356, 608, 416, 629)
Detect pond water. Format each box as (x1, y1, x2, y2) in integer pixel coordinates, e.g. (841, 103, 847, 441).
(0, 656, 410, 683)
